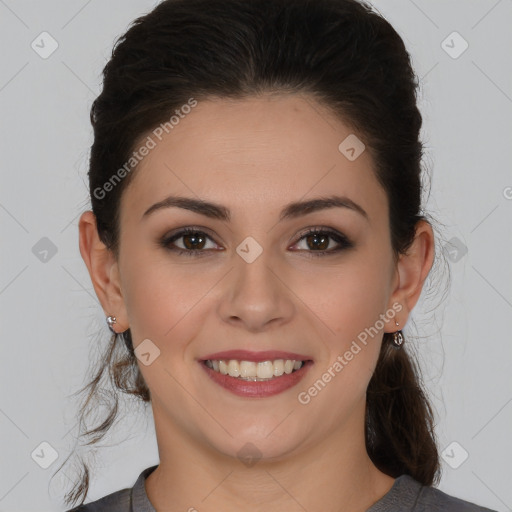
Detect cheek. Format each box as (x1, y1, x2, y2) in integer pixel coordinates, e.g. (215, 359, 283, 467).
(120, 251, 216, 347)
(297, 259, 390, 421)
(121, 258, 169, 338)
(312, 254, 391, 339)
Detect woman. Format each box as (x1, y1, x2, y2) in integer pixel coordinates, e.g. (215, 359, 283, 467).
(59, 0, 497, 510)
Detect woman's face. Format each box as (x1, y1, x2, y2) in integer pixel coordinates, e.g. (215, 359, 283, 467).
(113, 94, 402, 461)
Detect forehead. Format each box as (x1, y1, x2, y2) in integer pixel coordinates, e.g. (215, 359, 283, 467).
(120, 94, 385, 223)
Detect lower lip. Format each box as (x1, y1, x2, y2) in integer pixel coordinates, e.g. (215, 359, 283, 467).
(199, 360, 313, 398)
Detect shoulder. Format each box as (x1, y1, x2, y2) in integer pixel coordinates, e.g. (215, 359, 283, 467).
(413, 478, 498, 512)
(64, 464, 158, 512)
(64, 487, 131, 512)
(394, 474, 498, 512)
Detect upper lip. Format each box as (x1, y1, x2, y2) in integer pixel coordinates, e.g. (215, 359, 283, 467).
(200, 350, 312, 362)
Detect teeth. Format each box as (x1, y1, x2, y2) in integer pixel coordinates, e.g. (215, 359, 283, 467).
(227, 360, 240, 377)
(257, 360, 274, 379)
(273, 359, 284, 376)
(219, 360, 228, 375)
(240, 360, 257, 378)
(205, 358, 304, 380)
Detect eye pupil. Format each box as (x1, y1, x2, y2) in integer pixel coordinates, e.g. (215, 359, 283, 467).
(307, 233, 329, 251)
(184, 232, 205, 250)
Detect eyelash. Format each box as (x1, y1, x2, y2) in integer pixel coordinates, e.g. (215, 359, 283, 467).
(159, 226, 354, 258)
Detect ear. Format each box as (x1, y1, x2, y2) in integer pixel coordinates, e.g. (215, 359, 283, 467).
(78, 210, 129, 333)
(385, 220, 435, 332)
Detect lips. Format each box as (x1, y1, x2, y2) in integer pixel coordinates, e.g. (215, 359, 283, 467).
(198, 350, 313, 398)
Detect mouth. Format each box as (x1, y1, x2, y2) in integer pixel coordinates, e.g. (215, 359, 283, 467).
(199, 350, 313, 398)
(204, 358, 304, 381)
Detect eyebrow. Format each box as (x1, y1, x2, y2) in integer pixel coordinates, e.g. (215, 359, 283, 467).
(142, 194, 369, 222)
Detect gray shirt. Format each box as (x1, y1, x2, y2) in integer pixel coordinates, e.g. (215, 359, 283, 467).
(67, 465, 498, 512)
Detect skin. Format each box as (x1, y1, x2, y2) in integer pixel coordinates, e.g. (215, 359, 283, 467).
(79, 93, 435, 512)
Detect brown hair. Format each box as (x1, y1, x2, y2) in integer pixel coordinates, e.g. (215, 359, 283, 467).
(57, 0, 447, 507)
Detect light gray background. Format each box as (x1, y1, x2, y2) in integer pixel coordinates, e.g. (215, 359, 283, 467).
(1, 1, 511, 511)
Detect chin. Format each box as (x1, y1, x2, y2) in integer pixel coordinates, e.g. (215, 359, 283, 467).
(200, 419, 309, 465)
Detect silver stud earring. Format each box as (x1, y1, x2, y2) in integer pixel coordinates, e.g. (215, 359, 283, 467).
(106, 315, 117, 334)
(392, 320, 404, 349)
(106, 315, 134, 355)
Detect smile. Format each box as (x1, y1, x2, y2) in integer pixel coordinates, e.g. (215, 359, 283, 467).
(199, 353, 313, 398)
(204, 358, 304, 381)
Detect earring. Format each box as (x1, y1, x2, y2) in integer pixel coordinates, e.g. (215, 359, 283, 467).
(106, 315, 117, 334)
(106, 315, 134, 355)
(392, 320, 404, 349)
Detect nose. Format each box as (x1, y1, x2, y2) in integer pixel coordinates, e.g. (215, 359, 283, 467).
(216, 249, 295, 333)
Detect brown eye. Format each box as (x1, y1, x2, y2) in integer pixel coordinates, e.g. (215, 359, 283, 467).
(304, 232, 330, 251)
(160, 228, 218, 256)
(292, 228, 353, 256)
(181, 231, 207, 250)
(160, 226, 353, 258)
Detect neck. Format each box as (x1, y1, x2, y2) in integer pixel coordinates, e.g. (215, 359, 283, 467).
(144, 400, 396, 512)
